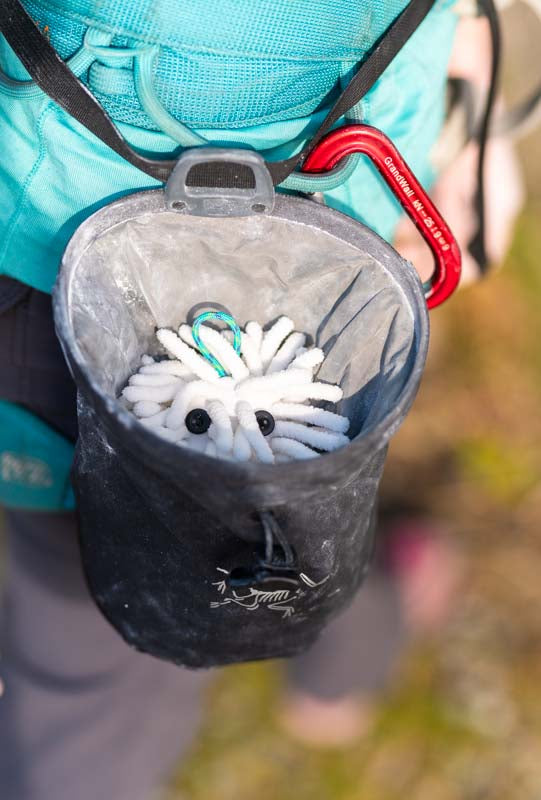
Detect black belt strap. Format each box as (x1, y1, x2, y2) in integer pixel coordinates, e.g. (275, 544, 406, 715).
(0, 0, 436, 185)
(469, 0, 501, 272)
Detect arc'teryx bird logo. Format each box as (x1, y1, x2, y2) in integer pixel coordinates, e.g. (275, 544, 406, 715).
(210, 568, 329, 618)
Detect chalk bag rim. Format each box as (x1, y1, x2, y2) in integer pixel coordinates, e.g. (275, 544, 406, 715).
(53, 190, 429, 489)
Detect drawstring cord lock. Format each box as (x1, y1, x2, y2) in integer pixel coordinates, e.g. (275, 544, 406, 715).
(227, 511, 300, 589)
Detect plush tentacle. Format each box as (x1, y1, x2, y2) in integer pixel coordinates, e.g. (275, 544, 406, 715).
(290, 348, 325, 371)
(271, 403, 350, 433)
(139, 409, 169, 428)
(271, 438, 319, 460)
(140, 360, 193, 378)
(273, 421, 349, 451)
(232, 425, 252, 461)
(165, 380, 221, 429)
(205, 439, 217, 457)
(141, 354, 155, 365)
(236, 401, 274, 464)
(133, 400, 162, 418)
(129, 373, 181, 387)
(240, 332, 263, 376)
(181, 433, 208, 453)
(179, 323, 249, 382)
(154, 426, 185, 443)
(207, 400, 234, 454)
(236, 369, 312, 402)
(266, 332, 306, 374)
(177, 325, 202, 349)
(282, 383, 343, 404)
(259, 317, 294, 368)
(157, 328, 219, 382)
(122, 383, 182, 404)
(245, 321, 263, 351)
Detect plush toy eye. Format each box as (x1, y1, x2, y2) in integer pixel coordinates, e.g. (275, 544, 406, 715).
(255, 410, 275, 436)
(185, 408, 212, 434)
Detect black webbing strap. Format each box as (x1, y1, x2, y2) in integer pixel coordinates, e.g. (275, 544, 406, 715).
(468, 0, 502, 272)
(0, 0, 436, 185)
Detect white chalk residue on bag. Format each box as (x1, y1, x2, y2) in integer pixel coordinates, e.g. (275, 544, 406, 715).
(120, 315, 350, 463)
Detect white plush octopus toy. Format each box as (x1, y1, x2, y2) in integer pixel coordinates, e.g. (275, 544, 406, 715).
(121, 313, 350, 463)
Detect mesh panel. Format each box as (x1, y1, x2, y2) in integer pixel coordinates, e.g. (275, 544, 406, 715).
(185, 162, 256, 189)
(23, 0, 87, 58)
(27, 0, 396, 57)
(22, 0, 409, 129)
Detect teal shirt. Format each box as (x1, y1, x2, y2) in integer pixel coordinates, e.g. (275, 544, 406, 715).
(0, 0, 458, 294)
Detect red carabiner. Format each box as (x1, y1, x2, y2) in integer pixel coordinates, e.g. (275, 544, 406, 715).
(302, 125, 462, 309)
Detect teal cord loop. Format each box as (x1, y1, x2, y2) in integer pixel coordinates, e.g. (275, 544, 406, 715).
(191, 312, 242, 377)
(134, 46, 207, 147)
(0, 27, 113, 98)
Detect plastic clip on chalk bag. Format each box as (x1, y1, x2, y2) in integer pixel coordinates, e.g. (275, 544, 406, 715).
(53, 130, 460, 667)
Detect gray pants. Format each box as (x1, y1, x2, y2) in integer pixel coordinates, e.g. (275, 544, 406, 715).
(0, 511, 210, 800)
(0, 508, 404, 800)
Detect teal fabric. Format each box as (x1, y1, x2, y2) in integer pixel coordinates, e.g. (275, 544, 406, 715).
(0, 399, 75, 510)
(0, 0, 458, 295)
(20, 0, 451, 131)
